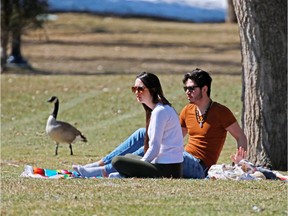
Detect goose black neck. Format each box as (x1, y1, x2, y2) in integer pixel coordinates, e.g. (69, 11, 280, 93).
(52, 99, 59, 118)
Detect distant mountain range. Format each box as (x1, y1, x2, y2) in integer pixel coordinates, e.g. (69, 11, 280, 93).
(47, 0, 227, 23)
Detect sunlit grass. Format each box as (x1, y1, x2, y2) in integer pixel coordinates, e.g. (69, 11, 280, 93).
(1, 13, 287, 216)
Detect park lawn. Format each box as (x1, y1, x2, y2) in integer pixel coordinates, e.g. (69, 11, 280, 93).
(1, 13, 287, 215)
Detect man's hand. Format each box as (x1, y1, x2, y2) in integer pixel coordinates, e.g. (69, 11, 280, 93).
(230, 146, 247, 164)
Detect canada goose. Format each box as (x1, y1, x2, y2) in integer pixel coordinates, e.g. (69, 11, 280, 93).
(46, 96, 87, 155)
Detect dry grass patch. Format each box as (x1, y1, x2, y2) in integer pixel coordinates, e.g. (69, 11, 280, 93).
(18, 13, 241, 75)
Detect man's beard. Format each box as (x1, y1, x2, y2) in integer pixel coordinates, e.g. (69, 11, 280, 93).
(189, 91, 203, 104)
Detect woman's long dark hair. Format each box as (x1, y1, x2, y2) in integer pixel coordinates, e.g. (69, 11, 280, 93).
(136, 72, 171, 152)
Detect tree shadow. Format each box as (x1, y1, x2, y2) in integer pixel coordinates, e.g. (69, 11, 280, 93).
(2, 65, 241, 76)
(24, 38, 240, 53)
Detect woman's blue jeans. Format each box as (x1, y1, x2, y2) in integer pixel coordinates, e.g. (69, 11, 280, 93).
(102, 128, 205, 179)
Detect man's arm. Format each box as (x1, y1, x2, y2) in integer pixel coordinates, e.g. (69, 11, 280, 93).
(226, 121, 248, 151)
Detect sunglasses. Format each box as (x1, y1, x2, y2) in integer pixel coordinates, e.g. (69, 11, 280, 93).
(183, 86, 199, 92)
(131, 86, 146, 93)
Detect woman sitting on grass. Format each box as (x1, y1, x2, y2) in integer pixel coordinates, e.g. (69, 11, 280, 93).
(73, 72, 184, 178)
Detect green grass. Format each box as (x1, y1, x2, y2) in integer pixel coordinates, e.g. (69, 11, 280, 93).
(1, 13, 287, 216)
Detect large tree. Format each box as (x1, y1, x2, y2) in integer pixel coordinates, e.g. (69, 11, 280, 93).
(233, 0, 287, 170)
(1, 0, 48, 70)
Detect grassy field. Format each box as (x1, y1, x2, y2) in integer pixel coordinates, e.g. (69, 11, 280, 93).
(1, 13, 287, 215)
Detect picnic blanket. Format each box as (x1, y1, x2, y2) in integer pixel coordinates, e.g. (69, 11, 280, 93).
(20, 165, 83, 179)
(207, 159, 288, 181)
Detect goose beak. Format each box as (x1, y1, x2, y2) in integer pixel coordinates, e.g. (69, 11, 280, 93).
(47, 96, 58, 103)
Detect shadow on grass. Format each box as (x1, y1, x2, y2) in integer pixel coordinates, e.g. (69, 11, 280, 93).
(24, 39, 240, 53)
(2, 66, 242, 76)
(30, 55, 241, 68)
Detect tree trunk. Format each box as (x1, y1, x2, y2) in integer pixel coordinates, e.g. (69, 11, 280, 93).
(6, 0, 28, 66)
(233, 0, 287, 170)
(1, 29, 9, 62)
(9, 0, 23, 64)
(1, 24, 9, 71)
(1, 0, 12, 71)
(226, 0, 237, 23)
(10, 30, 22, 59)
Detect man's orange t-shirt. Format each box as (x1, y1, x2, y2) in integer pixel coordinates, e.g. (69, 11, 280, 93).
(179, 102, 236, 168)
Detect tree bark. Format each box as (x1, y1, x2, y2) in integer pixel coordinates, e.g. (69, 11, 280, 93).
(233, 0, 287, 170)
